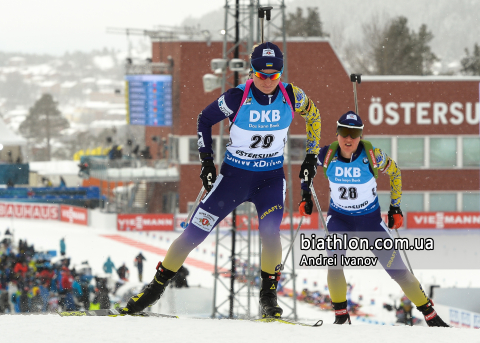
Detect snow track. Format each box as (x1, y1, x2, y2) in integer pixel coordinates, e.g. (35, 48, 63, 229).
(0, 314, 475, 343)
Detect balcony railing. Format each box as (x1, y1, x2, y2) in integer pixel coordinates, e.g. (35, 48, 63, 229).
(80, 157, 180, 182)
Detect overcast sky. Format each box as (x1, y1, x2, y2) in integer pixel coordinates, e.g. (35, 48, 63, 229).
(1, 0, 226, 55)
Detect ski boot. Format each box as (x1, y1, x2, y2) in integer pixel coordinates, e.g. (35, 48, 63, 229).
(332, 301, 351, 324)
(416, 300, 449, 327)
(259, 271, 283, 318)
(119, 262, 176, 314)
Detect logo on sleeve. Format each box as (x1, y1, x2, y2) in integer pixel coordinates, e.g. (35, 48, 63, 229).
(294, 90, 305, 109)
(197, 132, 205, 148)
(218, 95, 233, 116)
(192, 209, 219, 232)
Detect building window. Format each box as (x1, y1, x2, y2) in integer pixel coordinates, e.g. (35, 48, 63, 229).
(221, 137, 230, 154)
(377, 193, 391, 211)
(170, 136, 179, 162)
(397, 138, 424, 168)
(463, 192, 480, 212)
(401, 193, 424, 212)
(429, 193, 456, 212)
(430, 138, 457, 168)
(289, 138, 306, 162)
(463, 137, 480, 167)
(368, 138, 391, 157)
(189, 137, 218, 162)
(188, 138, 198, 162)
(378, 192, 424, 212)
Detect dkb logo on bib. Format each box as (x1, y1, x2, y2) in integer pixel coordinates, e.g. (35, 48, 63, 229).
(335, 167, 361, 177)
(250, 110, 281, 123)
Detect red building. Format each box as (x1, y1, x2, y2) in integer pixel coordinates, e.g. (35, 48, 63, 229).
(145, 39, 480, 218)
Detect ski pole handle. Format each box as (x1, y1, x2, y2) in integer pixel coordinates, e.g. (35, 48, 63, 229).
(258, 6, 273, 43)
(207, 173, 213, 187)
(350, 73, 361, 115)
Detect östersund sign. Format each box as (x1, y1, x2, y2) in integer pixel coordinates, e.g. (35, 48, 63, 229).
(368, 98, 480, 126)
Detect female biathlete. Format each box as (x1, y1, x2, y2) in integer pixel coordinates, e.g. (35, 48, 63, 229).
(121, 42, 321, 318)
(299, 111, 448, 327)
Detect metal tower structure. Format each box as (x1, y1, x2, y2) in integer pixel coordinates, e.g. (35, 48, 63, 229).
(211, 0, 299, 320)
(107, 26, 208, 75)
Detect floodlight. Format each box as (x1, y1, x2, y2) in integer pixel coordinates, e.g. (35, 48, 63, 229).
(202, 74, 222, 92)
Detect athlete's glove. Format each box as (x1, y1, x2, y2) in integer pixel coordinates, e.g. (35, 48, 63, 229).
(199, 153, 216, 192)
(299, 154, 317, 187)
(299, 190, 313, 216)
(388, 205, 403, 229)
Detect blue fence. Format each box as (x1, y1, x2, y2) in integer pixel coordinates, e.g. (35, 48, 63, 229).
(0, 164, 29, 185)
(0, 186, 104, 208)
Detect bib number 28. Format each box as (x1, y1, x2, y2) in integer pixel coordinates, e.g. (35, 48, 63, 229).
(339, 186, 358, 200)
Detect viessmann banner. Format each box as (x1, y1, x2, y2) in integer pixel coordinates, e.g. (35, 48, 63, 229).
(407, 212, 480, 229)
(118, 212, 480, 231)
(0, 202, 59, 220)
(60, 205, 88, 226)
(117, 214, 175, 231)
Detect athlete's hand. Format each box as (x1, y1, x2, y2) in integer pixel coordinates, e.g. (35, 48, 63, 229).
(388, 205, 403, 229)
(299, 191, 313, 216)
(199, 153, 216, 192)
(299, 154, 318, 187)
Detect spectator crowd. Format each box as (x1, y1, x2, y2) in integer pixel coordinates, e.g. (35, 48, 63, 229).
(0, 229, 189, 315)
(0, 230, 110, 314)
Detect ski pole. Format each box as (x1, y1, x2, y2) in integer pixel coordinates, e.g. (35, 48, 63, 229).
(393, 228, 415, 275)
(280, 216, 303, 271)
(180, 186, 205, 228)
(258, 6, 273, 43)
(309, 184, 330, 235)
(279, 170, 310, 271)
(350, 74, 361, 115)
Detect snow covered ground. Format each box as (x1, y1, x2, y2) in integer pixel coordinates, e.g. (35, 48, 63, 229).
(1, 314, 477, 343)
(1, 218, 479, 342)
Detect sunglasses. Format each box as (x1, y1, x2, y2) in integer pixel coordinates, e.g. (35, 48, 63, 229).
(251, 65, 283, 81)
(337, 125, 363, 139)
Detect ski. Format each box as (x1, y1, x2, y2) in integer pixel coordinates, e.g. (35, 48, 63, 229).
(57, 309, 178, 318)
(0, 312, 56, 316)
(252, 317, 323, 327)
(58, 309, 322, 326)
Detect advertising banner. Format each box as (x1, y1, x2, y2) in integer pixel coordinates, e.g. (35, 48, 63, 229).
(60, 205, 88, 226)
(117, 213, 174, 231)
(407, 212, 480, 229)
(0, 202, 59, 220)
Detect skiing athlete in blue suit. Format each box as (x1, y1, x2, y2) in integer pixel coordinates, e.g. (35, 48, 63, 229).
(299, 111, 448, 327)
(122, 42, 322, 318)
